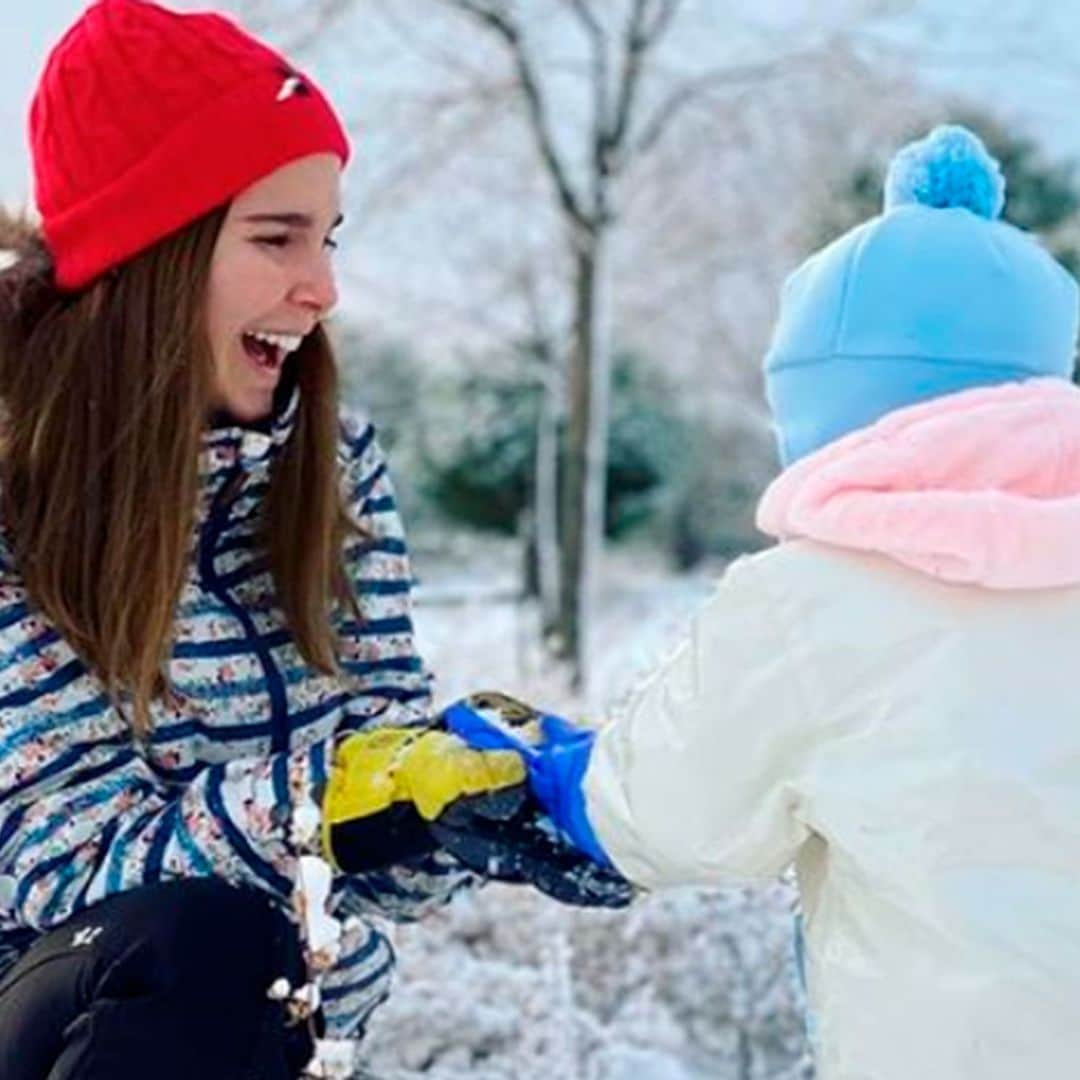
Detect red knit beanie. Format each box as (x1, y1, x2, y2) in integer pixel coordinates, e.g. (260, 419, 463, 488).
(29, 0, 351, 291)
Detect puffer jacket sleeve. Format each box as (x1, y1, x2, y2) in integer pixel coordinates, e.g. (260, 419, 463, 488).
(0, 575, 336, 930)
(330, 412, 476, 923)
(583, 553, 814, 889)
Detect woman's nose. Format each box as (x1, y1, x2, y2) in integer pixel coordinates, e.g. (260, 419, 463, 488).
(289, 252, 338, 317)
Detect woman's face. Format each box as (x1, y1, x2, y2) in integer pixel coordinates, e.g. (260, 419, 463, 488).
(206, 153, 342, 424)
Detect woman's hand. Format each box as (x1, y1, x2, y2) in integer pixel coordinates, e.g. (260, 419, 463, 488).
(322, 726, 524, 872)
(321, 715, 634, 909)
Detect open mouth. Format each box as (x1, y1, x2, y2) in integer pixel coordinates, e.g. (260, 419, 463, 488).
(240, 330, 304, 372)
(242, 333, 282, 370)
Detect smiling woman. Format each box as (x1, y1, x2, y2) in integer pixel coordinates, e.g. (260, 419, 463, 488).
(206, 154, 342, 425)
(0, 2, 627, 1077)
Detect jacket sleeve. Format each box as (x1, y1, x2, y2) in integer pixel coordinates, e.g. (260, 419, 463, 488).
(317, 914, 395, 1041)
(336, 412, 433, 721)
(583, 553, 814, 889)
(331, 413, 476, 918)
(0, 582, 335, 931)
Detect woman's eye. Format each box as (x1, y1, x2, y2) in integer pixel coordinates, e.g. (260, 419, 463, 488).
(324, 236, 339, 252)
(254, 235, 290, 249)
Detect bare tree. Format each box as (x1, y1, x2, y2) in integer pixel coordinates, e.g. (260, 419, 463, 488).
(428, 0, 845, 688)
(515, 265, 567, 643)
(427, 0, 684, 686)
(228, 0, 924, 691)
(220, 0, 353, 53)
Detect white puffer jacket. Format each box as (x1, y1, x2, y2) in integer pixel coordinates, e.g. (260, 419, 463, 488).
(585, 379, 1080, 1079)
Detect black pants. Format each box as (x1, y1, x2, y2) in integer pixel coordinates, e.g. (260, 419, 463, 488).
(0, 878, 321, 1079)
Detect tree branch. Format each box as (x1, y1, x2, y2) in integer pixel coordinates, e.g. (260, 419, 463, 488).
(564, 0, 603, 42)
(564, 0, 612, 208)
(565, 0, 609, 119)
(641, 0, 681, 46)
(240, 0, 354, 56)
(440, 0, 593, 230)
(632, 53, 800, 160)
(370, 0, 505, 84)
(605, 0, 655, 165)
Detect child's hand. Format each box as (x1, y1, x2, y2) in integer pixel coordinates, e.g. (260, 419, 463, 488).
(428, 778, 635, 909)
(442, 692, 613, 867)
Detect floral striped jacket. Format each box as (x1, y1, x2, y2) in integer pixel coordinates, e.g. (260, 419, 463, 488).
(0, 389, 469, 1038)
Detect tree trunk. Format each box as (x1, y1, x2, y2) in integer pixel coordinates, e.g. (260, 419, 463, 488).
(534, 376, 561, 643)
(557, 222, 612, 689)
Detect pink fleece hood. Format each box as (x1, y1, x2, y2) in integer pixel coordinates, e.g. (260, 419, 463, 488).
(756, 378, 1080, 589)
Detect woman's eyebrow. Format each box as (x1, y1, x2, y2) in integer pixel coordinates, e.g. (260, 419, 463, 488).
(241, 212, 345, 228)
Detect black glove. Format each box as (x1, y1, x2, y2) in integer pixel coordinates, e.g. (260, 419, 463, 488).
(430, 783, 634, 908)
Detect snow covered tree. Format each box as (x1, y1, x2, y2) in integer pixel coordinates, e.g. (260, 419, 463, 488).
(421, 349, 685, 541)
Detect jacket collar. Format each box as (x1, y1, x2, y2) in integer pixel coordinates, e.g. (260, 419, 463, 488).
(198, 384, 300, 492)
(757, 378, 1080, 589)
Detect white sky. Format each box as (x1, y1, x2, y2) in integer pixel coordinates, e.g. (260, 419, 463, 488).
(0, 1, 85, 206)
(4, 1, 1080, 207)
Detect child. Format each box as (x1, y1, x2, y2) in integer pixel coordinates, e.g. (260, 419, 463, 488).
(450, 126, 1080, 1079)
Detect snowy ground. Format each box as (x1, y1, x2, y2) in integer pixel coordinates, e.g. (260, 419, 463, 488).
(358, 541, 813, 1079)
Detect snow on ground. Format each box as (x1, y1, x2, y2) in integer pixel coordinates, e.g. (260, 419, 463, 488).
(358, 541, 813, 1078)
(409, 535, 728, 715)
(363, 880, 811, 1079)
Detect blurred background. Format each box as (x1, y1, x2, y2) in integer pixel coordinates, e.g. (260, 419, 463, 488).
(4, 2, 1080, 1076)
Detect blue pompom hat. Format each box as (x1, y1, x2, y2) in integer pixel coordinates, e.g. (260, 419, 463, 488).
(764, 125, 1080, 465)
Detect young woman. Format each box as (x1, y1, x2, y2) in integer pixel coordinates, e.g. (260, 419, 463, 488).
(452, 126, 1080, 1080)
(0, 2, 626, 1077)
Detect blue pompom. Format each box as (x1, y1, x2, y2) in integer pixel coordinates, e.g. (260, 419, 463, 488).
(884, 125, 1005, 220)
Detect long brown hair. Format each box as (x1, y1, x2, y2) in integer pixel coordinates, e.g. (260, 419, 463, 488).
(0, 208, 358, 738)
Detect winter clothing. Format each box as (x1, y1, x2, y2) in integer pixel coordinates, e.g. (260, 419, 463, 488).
(322, 726, 526, 872)
(583, 377, 1080, 1079)
(764, 126, 1078, 464)
(0, 878, 317, 1079)
(427, 694, 631, 906)
(0, 389, 467, 1042)
(444, 693, 612, 866)
(30, 0, 350, 290)
(322, 700, 633, 906)
(470, 126, 1080, 1078)
(15, 3, 620, 1070)
(427, 778, 634, 909)
(757, 376, 1080, 588)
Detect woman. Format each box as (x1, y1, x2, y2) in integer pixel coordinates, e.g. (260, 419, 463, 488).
(0, 2, 626, 1077)
(452, 126, 1080, 1079)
